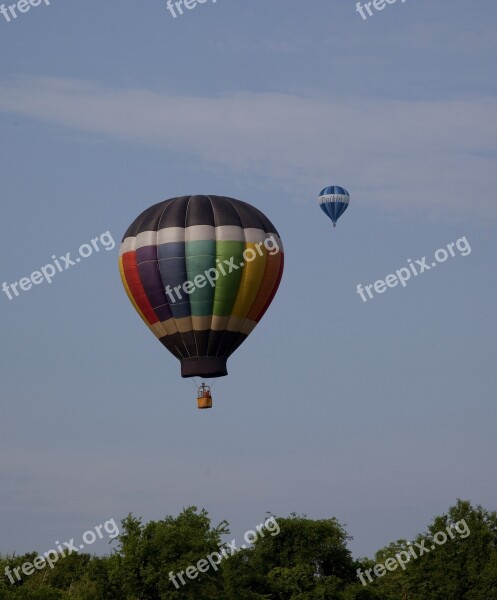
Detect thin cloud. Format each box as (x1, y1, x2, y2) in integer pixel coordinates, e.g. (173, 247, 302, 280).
(1, 76, 496, 219)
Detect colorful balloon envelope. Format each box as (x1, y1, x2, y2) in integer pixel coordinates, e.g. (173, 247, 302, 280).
(318, 185, 350, 227)
(119, 195, 284, 380)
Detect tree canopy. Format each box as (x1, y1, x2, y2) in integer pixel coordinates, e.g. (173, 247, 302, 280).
(1, 500, 496, 599)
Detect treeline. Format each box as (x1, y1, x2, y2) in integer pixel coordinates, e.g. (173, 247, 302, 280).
(1, 499, 496, 599)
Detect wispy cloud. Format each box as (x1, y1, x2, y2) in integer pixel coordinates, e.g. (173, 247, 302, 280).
(1, 77, 496, 219)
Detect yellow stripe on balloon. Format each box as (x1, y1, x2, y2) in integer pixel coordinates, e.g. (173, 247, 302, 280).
(230, 243, 267, 320)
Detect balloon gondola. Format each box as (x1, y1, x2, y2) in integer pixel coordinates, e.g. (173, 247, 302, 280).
(197, 383, 213, 410)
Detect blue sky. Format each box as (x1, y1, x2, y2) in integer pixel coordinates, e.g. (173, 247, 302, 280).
(0, 0, 496, 559)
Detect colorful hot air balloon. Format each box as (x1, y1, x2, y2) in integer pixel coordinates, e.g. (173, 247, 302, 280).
(318, 185, 350, 227)
(119, 195, 284, 407)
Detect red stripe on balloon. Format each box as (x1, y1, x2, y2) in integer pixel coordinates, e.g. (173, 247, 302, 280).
(122, 251, 159, 325)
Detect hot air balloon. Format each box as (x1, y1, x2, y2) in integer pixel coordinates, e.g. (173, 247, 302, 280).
(119, 195, 284, 408)
(318, 185, 350, 227)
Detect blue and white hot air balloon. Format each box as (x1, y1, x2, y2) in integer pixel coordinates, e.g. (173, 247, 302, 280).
(318, 185, 350, 227)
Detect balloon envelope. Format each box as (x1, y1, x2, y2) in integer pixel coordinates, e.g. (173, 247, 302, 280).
(318, 185, 350, 226)
(119, 195, 284, 378)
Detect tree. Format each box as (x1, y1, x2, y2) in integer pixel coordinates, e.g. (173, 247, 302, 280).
(228, 514, 357, 599)
(367, 499, 497, 600)
(115, 506, 229, 599)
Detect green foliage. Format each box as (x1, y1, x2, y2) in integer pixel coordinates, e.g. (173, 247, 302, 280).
(363, 499, 497, 600)
(0, 500, 496, 599)
(115, 506, 229, 599)
(241, 514, 357, 599)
